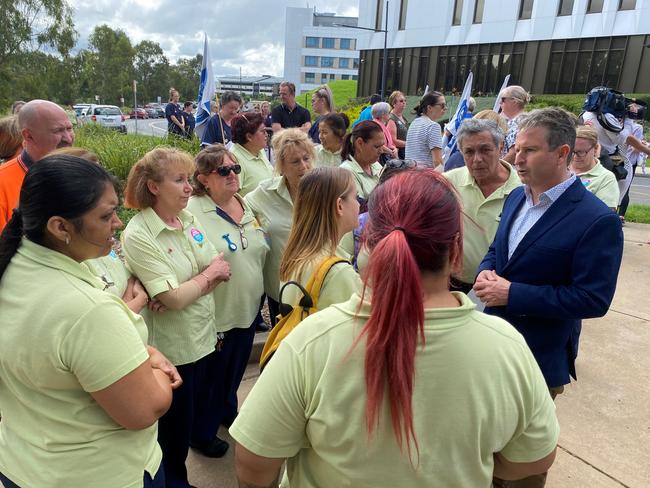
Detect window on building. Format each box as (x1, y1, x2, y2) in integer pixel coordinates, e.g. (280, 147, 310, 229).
(342, 74, 350, 80)
(452, 0, 464, 25)
(618, 0, 636, 10)
(321, 57, 334, 67)
(340, 38, 351, 49)
(330, 74, 336, 80)
(474, 0, 484, 23)
(305, 72, 315, 83)
(375, 0, 384, 30)
(519, 0, 533, 19)
(323, 38, 335, 49)
(586, 0, 603, 12)
(305, 56, 318, 67)
(305, 37, 319, 48)
(557, 0, 574, 15)
(352, 75, 358, 80)
(353, 58, 360, 69)
(399, 0, 409, 30)
(321, 74, 328, 83)
(339, 58, 350, 68)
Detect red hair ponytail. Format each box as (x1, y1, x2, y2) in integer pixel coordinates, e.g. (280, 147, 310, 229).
(355, 169, 462, 457)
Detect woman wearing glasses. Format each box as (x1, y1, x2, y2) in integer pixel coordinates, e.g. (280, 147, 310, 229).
(187, 144, 269, 459)
(570, 125, 619, 210)
(122, 147, 231, 488)
(309, 85, 334, 144)
(230, 112, 273, 197)
(498, 85, 530, 164)
(405, 91, 446, 168)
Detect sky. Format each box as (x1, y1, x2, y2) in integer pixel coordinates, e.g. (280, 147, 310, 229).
(68, 0, 359, 77)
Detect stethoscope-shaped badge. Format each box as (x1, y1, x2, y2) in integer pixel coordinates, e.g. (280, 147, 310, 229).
(222, 233, 238, 252)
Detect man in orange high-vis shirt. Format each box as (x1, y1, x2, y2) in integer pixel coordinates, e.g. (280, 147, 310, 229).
(0, 100, 74, 231)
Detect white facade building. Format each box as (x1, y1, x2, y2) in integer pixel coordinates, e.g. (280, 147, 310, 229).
(284, 7, 362, 93)
(356, 0, 650, 95)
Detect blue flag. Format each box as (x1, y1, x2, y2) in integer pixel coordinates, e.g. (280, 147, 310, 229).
(443, 72, 473, 161)
(195, 33, 215, 140)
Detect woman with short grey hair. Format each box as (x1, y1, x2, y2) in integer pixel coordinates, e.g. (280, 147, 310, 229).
(372, 102, 398, 162)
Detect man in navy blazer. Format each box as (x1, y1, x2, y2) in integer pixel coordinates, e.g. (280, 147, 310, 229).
(474, 107, 624, 392)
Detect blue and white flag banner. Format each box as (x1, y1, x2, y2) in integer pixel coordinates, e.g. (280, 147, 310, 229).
(442, 71, 473, 161)
(195, 33, 215, 140)
(493, 74, 511, 113)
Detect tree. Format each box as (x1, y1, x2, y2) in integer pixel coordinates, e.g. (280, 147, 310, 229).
(87, 25, 135, 105)
(133, 40, 170, 103)
(169, 54, 203, 102)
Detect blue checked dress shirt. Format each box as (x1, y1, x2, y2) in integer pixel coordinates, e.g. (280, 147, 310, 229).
(507, 175, 577, 259)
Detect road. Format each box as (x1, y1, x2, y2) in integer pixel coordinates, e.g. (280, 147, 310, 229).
(630, 170, 650, 205)
(124, 117, 168, 137)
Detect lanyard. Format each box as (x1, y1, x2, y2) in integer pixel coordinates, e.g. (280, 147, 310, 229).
(215, 206, 248, 251)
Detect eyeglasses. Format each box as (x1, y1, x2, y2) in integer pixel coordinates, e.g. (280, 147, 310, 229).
(572, 148, 595, 158)
(500, 97, 514, 104)
(211, 164, 242, 177)
(434, 103, 447, 108)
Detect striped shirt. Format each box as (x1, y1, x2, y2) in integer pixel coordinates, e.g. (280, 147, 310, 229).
(508, 176, 576, 259)
(405, 116, 442, 166)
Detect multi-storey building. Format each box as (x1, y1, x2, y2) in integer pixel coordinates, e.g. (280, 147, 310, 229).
(284, 7, 362, 93)
(356, 0, 650, 96)
(215, 75, 283, 97)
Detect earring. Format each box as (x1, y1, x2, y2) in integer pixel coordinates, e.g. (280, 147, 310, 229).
(65, 236, 70, 245)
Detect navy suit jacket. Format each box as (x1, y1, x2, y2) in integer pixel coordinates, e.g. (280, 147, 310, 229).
(478, 179, 623, 387)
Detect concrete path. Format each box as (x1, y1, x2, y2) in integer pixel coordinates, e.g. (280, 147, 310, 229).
(185, 223, 650, 487)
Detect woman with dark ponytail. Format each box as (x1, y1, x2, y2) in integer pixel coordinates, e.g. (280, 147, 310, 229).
(229, 169, 559, 487)
(0, 155, 179, 488)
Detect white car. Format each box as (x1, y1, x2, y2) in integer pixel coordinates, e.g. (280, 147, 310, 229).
(80, 104, 127, 133)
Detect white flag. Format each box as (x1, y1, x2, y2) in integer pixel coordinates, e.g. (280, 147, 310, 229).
(493, 75, 511, 113)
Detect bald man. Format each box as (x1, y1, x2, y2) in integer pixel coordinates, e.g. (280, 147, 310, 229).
(0, 100, 74, 230)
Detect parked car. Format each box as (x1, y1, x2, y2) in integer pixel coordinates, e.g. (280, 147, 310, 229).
(144, 107, 158, 118)
(145, 103, 166, 118)
(130, 107, 148, 119)
(81, 105, 127, 133)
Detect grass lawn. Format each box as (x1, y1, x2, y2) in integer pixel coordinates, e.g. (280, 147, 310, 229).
(625, 204, 650, 224)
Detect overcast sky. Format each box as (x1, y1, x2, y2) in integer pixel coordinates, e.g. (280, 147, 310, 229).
(68, 0, 359, 77)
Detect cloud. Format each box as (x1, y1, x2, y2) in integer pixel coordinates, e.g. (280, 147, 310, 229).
(68, 0, 359, 77)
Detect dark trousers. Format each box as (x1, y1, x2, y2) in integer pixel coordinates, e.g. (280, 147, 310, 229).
(618, 163, 637, 217)
(268, 296, 280, 327)
(0, 468, 165, 488)
(158, 352, 212, 488)
(192, 322, 257, 444)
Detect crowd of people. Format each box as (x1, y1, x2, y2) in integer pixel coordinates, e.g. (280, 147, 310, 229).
(0, 79, 645, 487)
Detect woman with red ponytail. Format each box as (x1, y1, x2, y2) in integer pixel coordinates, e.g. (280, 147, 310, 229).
(230, 169, 559, 488)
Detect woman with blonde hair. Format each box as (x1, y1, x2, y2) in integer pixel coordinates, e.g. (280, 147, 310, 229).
(387, 91, 409, 159)
(245, 128, 313, 324)
(0, 115, 22, 163)
(122, 147, 231, 488)
(309, 85, 334, 144)
(165, 88, 185, 137)
(571, 125, 619, 210)
(279, 166, 361, 309)
(187, 144, 269, 458)
(498, 85, 531, 163)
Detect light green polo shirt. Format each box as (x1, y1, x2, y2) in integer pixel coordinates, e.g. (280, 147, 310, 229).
(84, 247, 131, 298)
(187, 194, 269, 332)
(0, 239, 161, 488)
(576, 161, 620, 208)
(230, 293, 559, 488)
(280, 254, 362, 310)
(231, 143, 274, 197)
(244, 176, 294, 302)
(122, 207, 218, 366)
(445, 161, 522, 284)
(314, 145, 343, 168)
(340, 156, 382, 201)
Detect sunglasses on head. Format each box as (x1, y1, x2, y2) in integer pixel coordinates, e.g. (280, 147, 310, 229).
(211, 164, 242, 177)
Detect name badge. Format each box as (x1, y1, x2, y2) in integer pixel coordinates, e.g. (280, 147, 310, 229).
(190, 228, 204, 243)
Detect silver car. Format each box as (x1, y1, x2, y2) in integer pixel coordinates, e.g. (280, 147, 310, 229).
(81, 104, 127, 133)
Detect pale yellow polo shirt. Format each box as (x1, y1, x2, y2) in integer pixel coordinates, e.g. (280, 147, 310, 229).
(122, 207, 218, 365)
(244, 176, 294, 302)
(230, 293, 559, 488)
(445, 161, 522, 284)
(0, 239, 161, 488)
(280, 254, 362, 310)
(314, 145, 343, 168)
(84, 247, 131, 298)
(187, 194, 269, 332)
(340, 156, 382, 201)
(576, 161, 620, 209)
(231, 143, 274, 197)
